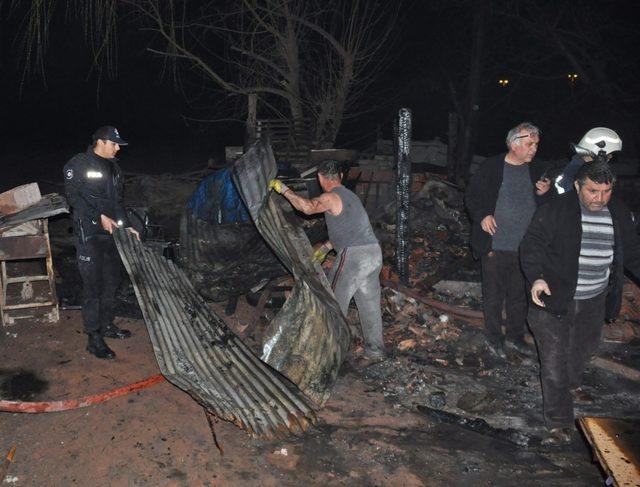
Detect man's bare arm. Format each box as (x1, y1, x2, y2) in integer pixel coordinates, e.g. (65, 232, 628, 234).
(284, 191, 339, 215)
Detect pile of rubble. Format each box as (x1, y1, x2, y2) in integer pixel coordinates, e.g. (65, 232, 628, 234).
(330, 168, 640, 451)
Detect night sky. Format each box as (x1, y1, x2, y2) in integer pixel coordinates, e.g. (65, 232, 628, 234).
(1, 0, 639, 184)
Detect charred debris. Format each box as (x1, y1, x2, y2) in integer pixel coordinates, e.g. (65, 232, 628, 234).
(41, 129, 640, 450)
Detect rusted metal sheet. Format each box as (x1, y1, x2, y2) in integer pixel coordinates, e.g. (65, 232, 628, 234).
(113, 228, 317, 438)
(0, 193, 69, 232)
(0, 235, 47, 260)
(578, 417, 640, 486)
(231, 139, 350, 405)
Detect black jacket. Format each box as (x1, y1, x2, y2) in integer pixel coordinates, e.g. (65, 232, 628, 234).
(520, 191, 640, 319)
(63, 147, 129, 242)
(465, 153, 550, 258)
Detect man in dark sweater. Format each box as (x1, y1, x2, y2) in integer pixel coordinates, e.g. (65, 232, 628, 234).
(466, 122, 552, 358)
(521, 161, 640, 445)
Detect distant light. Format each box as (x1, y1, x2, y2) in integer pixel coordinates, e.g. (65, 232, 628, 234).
(567, 73, 578, 84)
(498, 79, 509, 87)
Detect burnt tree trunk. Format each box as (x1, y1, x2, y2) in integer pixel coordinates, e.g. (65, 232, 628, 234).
(245, 93, 257, 150)
(447, 112, 459, 181)
(455, 0, 488, 185)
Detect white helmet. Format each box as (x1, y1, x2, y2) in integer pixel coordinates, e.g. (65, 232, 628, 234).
(576, 127, 622, 156)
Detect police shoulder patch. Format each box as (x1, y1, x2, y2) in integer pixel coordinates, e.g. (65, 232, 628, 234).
(65, 169, 74, 179)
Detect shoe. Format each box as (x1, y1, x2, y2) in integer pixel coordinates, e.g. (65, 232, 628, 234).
(356, 347, 386, 367)
(541, 427, 571, 446)
(485, 335, 506, 359)
(506, 350, 536, 367)
(365, 345, 387, 359)
(571, 387, 594, 404)
(504, 337, 535, 358)
(86, 333, 116, 359)
(102, 324, 132, 340)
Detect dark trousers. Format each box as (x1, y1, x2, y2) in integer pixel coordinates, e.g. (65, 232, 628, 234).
(76, 235, 122, 334)
(480, 250, 528, 340)
(528, 292, 606, 429)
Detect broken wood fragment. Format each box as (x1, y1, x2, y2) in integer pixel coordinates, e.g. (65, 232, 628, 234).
(205, 409, 224, 457)
(416, 405, 535, 447)
(397, 338, 417, 352)
(591, 357, 640, 382)
(0, 444, 17, 481)
(578, 417, 640, 486)
(382, 279, 483, 323)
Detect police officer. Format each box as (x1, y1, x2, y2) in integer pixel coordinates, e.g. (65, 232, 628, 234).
(64, 126, 140, 359)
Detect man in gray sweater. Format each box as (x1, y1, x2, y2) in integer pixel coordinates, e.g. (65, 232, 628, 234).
(269, 160, 385, 363)
(465, 122, 552, 358)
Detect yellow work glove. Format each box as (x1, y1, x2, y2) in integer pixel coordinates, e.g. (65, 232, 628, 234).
(312, 244, 331, 264)
(268, 179, 290, 195)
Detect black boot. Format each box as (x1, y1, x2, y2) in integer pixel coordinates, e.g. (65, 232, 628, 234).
(504, 337, 535, 357)
(86, 333, 116, 359)
(102, 324, 132, 340)
(485, 335, 506, 359)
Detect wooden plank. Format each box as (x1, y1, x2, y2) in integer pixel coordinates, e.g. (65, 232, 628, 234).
(0, 183, 41, 215)
(578, 417, 640, 487)
(591, 357, 640, 382)
(43, 219, 59, 316)
(3, 301, 56, 311)
(4, 275, 49, 284)
(0, 235, 47, 260)
(362, 170, 373, 210)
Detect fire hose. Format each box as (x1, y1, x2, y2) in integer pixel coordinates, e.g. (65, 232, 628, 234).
(0, 374, 165, 413)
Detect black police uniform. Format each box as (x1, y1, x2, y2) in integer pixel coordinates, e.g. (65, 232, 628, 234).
(63, 147, 129, 336)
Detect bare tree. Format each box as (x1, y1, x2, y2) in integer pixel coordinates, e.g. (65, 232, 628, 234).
(7, 0, 400, 148)
(415, 0, 640, 180)
(454, 0, 488, 185)
(496, 0, 640, 105)
(137, 0, 398, 148)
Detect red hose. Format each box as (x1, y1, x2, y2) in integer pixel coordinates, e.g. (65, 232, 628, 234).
(0, 374, 165, 413)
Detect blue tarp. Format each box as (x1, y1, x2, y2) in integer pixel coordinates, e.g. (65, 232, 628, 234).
(187, 168, 250, 224)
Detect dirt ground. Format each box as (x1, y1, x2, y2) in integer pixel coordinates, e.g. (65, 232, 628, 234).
(0, 153, 628, 486)
(0, 300, 608, 487)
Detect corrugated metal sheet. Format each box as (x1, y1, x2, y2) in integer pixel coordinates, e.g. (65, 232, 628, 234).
(232, 139, 350, 405)
(113, 228, 317, 438)
(179, 211, 285, 302)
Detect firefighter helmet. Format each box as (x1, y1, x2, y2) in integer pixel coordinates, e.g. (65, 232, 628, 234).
(575, 127, 622, 156)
